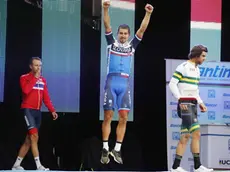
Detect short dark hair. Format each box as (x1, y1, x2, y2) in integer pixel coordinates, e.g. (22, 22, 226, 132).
(117, 24, 130, 34)
(30, 57, 41, 65)
(188, 45, 208, 59)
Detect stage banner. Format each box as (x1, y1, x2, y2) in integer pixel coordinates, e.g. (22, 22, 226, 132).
(166, 59, 230, 171)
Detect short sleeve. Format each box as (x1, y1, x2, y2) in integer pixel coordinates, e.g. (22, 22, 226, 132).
(105, 31, 115, 45)
(130, 34, 142, 50)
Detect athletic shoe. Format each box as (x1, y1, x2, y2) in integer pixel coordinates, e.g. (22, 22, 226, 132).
(170, 167, 188, 172)
(12, 166, 24, 170)
(100, 148, 110, 164)
(37, 165, 49, 171)
(194, 165, 213, 172)
(110, 149, 123, 164)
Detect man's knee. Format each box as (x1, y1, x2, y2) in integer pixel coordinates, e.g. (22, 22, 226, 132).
(24, 135, 31, 146)
(179, 133, 190, 145)
(118, 110, 128, 123)
(104, 110, 114, 122)
(192, 130, 200, 140)
(28, 128, 39, 142)
(30, 134, 39, 143)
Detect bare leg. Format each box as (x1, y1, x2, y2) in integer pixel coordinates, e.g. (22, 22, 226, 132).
(30, 133, 39, 157)
(111, 110, 128, 164)
(172, 133, 190, 169)
(116, 110, 128, 143)
(100, 110, 114, 164)
(13, 135, 31, 168)
(18, 135, 31, 158)
(30, 133, 42, 169)
(102, 110, 114, 147)
(191, 130, 201, 169)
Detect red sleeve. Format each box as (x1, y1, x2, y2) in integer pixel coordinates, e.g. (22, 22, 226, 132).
(43, 79, 55, 113)
(20, 74, 38, 95)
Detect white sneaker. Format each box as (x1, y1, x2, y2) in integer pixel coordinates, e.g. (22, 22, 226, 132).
(170, 167, 188, 172)
(12, 166, 24, 170)
(37, 165, 49, 171)
(194, 165, 213, 172)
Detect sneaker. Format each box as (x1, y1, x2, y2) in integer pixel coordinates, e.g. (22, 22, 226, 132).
(194, 165, 213, 172)
(170, 167, 188, 172)
(100, 148, 110, 164)
(110, 149, 123, 164)
(37, 165, 49, 171)
(12, 166, 24, 170)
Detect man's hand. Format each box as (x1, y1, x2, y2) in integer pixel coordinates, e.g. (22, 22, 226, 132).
(103, 0, 110, 9)
(52, 112, 58, 120)
(145, 4, 154, 14)
(179, 104, 188, 111)
(199, 103, 207, 112)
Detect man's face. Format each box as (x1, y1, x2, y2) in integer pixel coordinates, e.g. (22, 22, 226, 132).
(30, 59, 42, 73)
(196, 51, 207, 65)
(118, 28, 130, 43)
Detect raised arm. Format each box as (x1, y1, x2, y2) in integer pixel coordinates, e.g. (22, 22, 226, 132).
(136, 4, 153, 39)
(103, 0, 112, 33)
(102, 0, 115, 45)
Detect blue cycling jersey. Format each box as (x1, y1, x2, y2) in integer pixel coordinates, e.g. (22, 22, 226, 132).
(105, 31, 141, 76)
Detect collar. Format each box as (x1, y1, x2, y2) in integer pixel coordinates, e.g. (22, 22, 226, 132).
(187, 60, 197, 67)
(116, 40, 129, 47)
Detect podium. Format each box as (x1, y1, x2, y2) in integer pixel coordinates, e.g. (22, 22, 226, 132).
(200, 124, 230, 170)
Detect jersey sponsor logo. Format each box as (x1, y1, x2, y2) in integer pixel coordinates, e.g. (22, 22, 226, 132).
(111, 44, 132, 54)
(200, 66, 230, 78)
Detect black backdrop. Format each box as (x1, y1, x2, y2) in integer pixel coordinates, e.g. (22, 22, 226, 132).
(0, 0, 229, 171)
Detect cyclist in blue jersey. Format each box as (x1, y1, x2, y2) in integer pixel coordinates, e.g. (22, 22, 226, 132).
(101, 0, 153, 164)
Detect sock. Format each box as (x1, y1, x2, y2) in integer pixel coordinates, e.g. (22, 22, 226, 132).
(34, 157, 42, 168)
(103, 141, 109, 151)
(114, 141, 122, 151)
(13, 157, 23, 167)
(193, 153, 201, 169)
(172, 154, 182, 169)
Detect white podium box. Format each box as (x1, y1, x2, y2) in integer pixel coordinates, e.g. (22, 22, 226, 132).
(200, 124, 230, 170)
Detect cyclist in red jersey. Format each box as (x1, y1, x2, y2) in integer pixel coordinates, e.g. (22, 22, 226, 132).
(12, 57, 58, 171)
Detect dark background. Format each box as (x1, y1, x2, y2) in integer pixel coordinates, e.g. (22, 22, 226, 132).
(0, 0, 229, 171)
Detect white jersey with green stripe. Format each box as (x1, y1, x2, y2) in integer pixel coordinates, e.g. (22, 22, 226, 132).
(169, 60, 203, 104)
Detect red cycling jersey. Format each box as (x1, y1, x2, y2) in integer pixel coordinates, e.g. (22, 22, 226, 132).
(20, 72, 55, 112)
